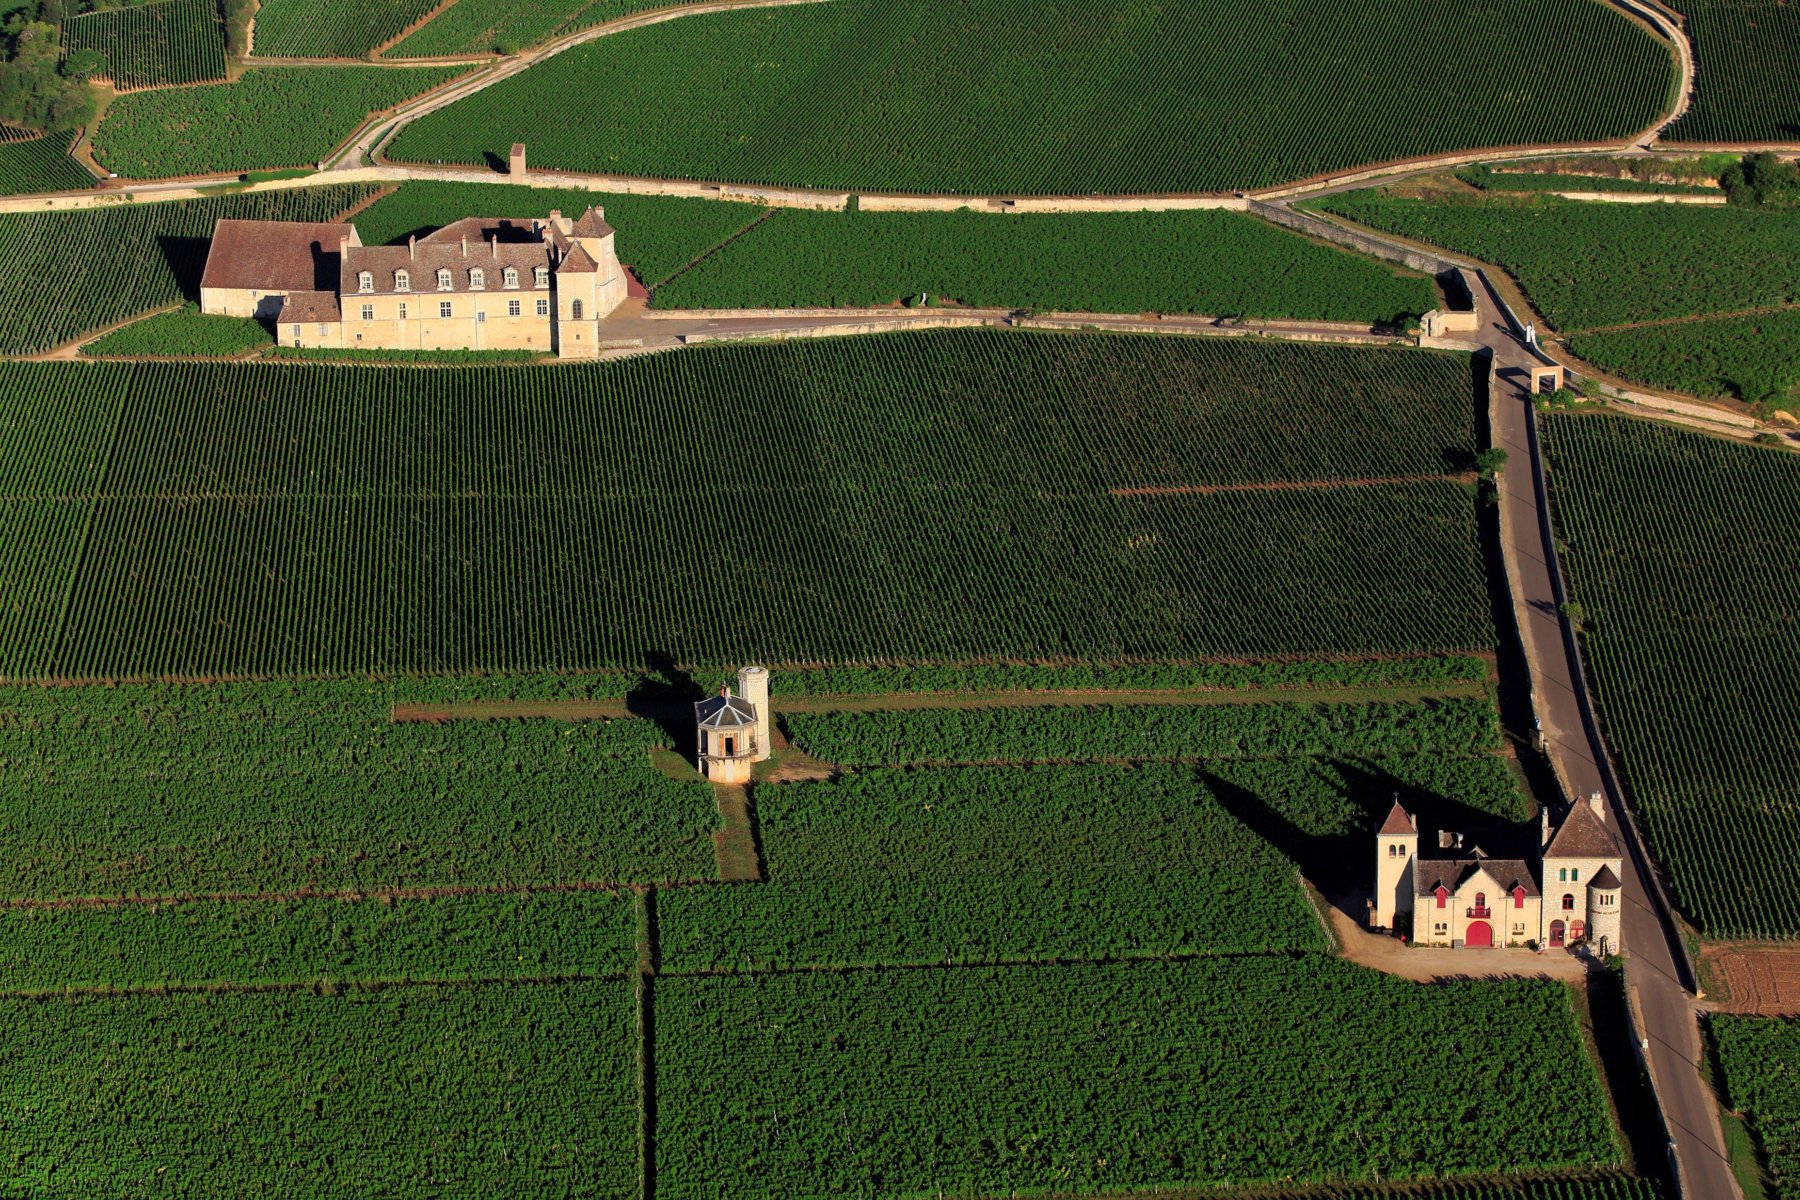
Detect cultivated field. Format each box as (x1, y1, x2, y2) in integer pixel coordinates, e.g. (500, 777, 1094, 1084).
(1664, 0, 1800, 143)
(384, 0, 1675, 194)
(249, 0, 442, 57)
(80, 303, 274, 358)
(0, 185, 373, 354)
(0, 131, 91, 196)
(389, 0, 692, 56)
(62, 0, 228, 90)
(1708, 1015, 1800, 1196)
(91, 66, 468, 177)
(1544, 413, 1800, 939)
(0, 333, 1494, 680)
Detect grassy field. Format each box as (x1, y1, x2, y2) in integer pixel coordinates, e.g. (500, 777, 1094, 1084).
(1544, 413, 1800, 939)
(1710, 1015, 1800, 1198)
(384, 0, 1673, 194)
(62, 0, 228, 90)
(1665, 0, 1800, 143)
(0, 185, 371, 355)
(81, 303, 274, 357)
(0, 333, 1493, 680)
(651, 207, 1437, 320)
(1317, 190, 1800, 404)
(389, 0, 694, 56)
(92, 66, 469, 177)
(249, 0, 442, 57)
(0, 131, 92, 196)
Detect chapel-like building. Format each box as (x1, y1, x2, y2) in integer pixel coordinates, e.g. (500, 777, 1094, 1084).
(198, 207, 630, 358)
(1372, 792, 1624, 955)
(693, 666, 772, 785)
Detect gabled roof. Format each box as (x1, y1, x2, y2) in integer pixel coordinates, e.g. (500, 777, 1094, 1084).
(570, 206, 613, 239)
(277, 291, 340, 323)
(1546, 799, 1619, 860)
(1589, 864, 1622, 890)
(1414, 857, 1539, 899)
(555, 241, 599, 274)
(342, 239, 553, 297)
(201, 219, 357, 293)
(695, 692, 757, 729)
(1378, 800, 1415, 837)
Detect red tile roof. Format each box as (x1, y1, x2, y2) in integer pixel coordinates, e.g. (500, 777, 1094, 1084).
(1546, 799, 1620, 860)
(201, 219, 357, 294)
(277, 291, 341, 323)
(1378, 800, 1415, 836)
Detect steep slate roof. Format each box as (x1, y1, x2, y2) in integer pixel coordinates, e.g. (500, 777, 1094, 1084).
(201, 219, 357, 293)
(1377, 801, 1415, 836)
(695, 692, 757, 730)
(1546, 800, 1620, 859)
(342, 239, 554, 298)
(277, 291, 341, 323)
(1589, 864, 1623, 890)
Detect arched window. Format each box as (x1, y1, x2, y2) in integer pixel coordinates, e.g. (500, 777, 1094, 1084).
(357, 271, 373, 293)
(1570, 868, 1580, 882)
(1474, 892, 1486, 908)
(571, 298, 583, 320)
(1561, 893, 1575, 911)
(394, 270, 410, 292)
(1558, 867, 1568, 882)
(436, 268, 453, 291)
(504, 267, 519, 288)
(1513, 885, 1526, 909)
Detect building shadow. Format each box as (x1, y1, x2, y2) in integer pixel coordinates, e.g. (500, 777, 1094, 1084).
(156, 235, 212, 301)
(625, 649, 707, 757)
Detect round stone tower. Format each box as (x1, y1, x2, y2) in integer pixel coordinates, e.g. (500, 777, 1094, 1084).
(737, 665, 771, 762)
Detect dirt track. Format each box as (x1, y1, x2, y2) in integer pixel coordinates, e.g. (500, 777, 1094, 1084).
(1701, 944, 1800, 1015)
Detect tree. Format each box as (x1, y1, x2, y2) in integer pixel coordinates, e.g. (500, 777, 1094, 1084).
(1720, 152, 1800, 208)
(1475, 447, 1508, 477)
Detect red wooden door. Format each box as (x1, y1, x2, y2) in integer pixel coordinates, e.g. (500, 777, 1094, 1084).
(1466, 921, 1493, 948)
(1550, 920, 1565, 947)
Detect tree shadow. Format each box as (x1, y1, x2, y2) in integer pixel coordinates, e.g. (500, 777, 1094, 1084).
(625, 649, 706, 758)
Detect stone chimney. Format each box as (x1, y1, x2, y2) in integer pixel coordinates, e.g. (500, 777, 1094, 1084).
(490, 235, 498, 259)
(1589, 790, 1606, 817)
(461, 234, 468, 256)
(408, 235, 416, 260)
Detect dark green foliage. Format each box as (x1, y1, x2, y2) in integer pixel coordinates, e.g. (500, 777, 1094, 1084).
(1665, 0, 1800, 143)
(0, 333, 1493, 679)
(653, 207, 1437, 322)
(249, 0, 439, 57)
(1721, 151, 1800, 208)
(0, 128, 88, 193)
(1570, 309, 1800, 406)
(81, 302, 273, 357)
(91, 66, 468, 177)
(0, 184, 372, 353)
(386, 0, 1673, 194)
(61, 0, 225, 90)
(1544, 413, 1800, 938)
(1236, 1180, 1666, 1200)
(389, 0, 696, 56)
(654, 958, 1621, 1197)
(656, 764, 1329, 971)
(1711, 1016, 1800, 1197)
(349, 179, 763, 286)
(0, 889, 639, 989)
(0, 980, 640, 1198)
(0, 681, 719, 897)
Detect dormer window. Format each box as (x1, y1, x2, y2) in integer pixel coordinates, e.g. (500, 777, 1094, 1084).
(469, 268, 485, 289)
(504, 267, 519, 289)
(357, 271, 373, 293)
(394, 269, 410, 292)
(436, 268, 453, 291)
(534, 266, 549, 288)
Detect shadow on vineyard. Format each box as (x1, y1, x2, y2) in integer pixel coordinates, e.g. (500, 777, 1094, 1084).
(625, 651, 709, 758)
(156, 234, 212, 301)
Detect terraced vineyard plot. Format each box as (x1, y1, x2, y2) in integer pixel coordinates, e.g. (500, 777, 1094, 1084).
(250, 0, 442, 57)
(1544, 414, 1800, 938)
(0, 889, 639, 991)
(0, 133, 92, 196)
(0, 681, 717, 898)
(390, 0, 693, 56)
(385, 0, 1674, 194)
(1, 980, 639, 1199)
(0, 333, 1494, 679)
(1665, 0, 1800, 143)
(1710, 1015, 1800, 1196)
(657, 763, 1328, 971)
(63, 0, 228, 90)
(92, 66, 468, 178)
(350, 179, 765, 286)
(655, 958, 1619, 1198)
(0, 185, 374, 354)
(653, 207, 1437, 321)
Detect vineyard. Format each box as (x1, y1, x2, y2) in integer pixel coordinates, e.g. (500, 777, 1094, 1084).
(383, 0, 1674, 194)
(0, 333, 1494, 680)
(249, 0, 442, 57)
(62, 0, 228, 90)
(1664, 0, 1800, 143)
(0, 184, 373, 354)
(0, 131, 92, 196)
(1570, 307, 1800, 406)
(81, 303, 274, 358)
(1543, 413, 1800, 939)
(0, 680, 718, 897)
(1709, 1015, 1800, 1197)
(651, 207, 1437, 321)
(91, 66, 468, 178)
(654, 958, 1619, 1197)
(389, 0, 696, 56)
(350, 179, 766, 286)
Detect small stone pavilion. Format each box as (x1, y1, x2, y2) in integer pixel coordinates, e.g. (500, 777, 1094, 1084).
(693, 666, 771, 784)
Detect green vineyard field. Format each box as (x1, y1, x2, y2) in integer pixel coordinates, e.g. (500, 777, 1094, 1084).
(390, 0, 692, 56)
(656, 763, 1330, 971)
(1665, 0, 1800, 143)
(1709, 1015, 1800, 1196)
(1570, 307, 1800, 406)
(0, 333, 1494, 680)
(2, 979, 640, 1199)
(654, 958, 1619, 1197)
(0, 185, 372, 354)
(81, 303, 275, 358)
(249, 0, 442, 57)
(92, 66, 468, 178)
(62, 0, 228, 90)
(0, 132, 91, 196)
(1544, 414, 1800, 938)
(652, 207, 1437, 321)
(0, 681, 717, 897)
(384, 0, 1674, 194)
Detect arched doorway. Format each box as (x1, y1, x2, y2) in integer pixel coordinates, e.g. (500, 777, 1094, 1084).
(1549, 920, 1566, 948)
(1466, 921, 1494, 948)
(1571, 920, 1586, 942)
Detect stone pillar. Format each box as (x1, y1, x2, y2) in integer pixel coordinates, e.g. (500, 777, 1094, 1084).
(509, 143, 527, 179)
(737, 665, 771, 761)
